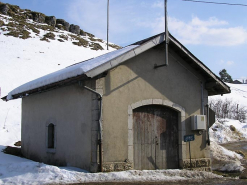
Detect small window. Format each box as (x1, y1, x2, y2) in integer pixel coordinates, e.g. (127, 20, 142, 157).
(48, 123, 55, 148)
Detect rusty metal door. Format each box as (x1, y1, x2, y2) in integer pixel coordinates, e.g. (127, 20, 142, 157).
(133, 105, 179, 170)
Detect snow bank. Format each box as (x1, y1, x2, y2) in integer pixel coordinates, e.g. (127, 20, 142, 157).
(210, 140, 244, 172)
(210, 119, 247, 143)
(0, 159, 222, 185)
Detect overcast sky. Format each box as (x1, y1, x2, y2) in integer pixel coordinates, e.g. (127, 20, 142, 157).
(2, 0, 247, 81)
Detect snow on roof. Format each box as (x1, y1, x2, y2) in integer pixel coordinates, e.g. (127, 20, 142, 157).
(6, 45, 139, 101)
(4, 32, 231, 101)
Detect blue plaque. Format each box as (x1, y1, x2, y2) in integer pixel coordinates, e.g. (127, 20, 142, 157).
(184, 135, 195, 142)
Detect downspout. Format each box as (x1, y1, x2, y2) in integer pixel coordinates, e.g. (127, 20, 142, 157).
(206, 104, 210, 146)
(201, 82, 204, 115)
(201, 82, 210, 145)
(83, 85, 103, 172)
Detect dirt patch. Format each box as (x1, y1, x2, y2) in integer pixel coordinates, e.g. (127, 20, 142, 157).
(14, 141, 21, 146)
(220, 141, 247, 179)
(2, 146, 23, 157)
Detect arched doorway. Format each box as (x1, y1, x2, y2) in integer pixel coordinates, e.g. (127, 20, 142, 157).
(133, 105, 179, 170)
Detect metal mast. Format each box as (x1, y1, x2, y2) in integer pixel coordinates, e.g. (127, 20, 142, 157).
(154, 0, 169, 69)
(107, 0, 109, 50)
(165, 0, 169, 66)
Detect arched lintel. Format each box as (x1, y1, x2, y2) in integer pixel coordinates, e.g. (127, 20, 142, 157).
(127, 99, 186, 169)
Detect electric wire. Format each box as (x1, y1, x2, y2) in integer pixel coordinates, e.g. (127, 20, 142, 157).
(182, 0, 247, 7)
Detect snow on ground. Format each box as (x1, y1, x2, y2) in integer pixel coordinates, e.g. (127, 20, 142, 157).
(210, 140, 244, 172)
(209, 83, 247, 171)
(0, 163, 221, 185)
(209, 83, 247, 144)
(210, 119, 247, 144)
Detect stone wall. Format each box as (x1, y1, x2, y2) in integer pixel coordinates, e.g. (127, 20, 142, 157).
(182, 158, 211, 171)
(103, 161, 133, 172)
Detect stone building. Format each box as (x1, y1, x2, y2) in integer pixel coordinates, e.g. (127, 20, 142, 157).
(2, 32, 230, 172)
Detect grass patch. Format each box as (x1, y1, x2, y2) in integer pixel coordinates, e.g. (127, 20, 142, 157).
(40, 37, 49, 42)
(36, 24, 54, 32)
(89, 42, 103, 50)
(1, 27, 7, 31)
(28, 24, 40, 34)
(59, 34, 68, 41)
(20, 30, 30, 39)
(5, 30, 19, 37)
(0, 20, 4, 27)
(5, 29, 31, 39)
(56, 24, 66, 30)
(109, 43, 122, 50)
(41, 32, 55, 41)
(70, 34, 89, 47)
(88, 37, 103, 43)
(85, 32, 94, 37)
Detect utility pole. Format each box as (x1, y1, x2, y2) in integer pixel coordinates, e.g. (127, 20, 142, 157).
(107, 0, 109, 50)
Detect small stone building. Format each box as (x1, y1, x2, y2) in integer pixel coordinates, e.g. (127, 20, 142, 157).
(3, 33, 230, 172)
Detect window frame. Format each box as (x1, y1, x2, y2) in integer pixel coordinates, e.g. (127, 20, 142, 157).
(46, 119, 56, 153)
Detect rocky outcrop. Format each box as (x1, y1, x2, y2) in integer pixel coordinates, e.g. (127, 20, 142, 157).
(0, 2, 86, 37)
(0, 2, 120, 49)
(0, 3, 9, 15)
(69, 24, 80, 35)
(23, 10, 33, 20)
(56, 19, 70, 31)
(80, 29, 86, 36)
(45, 16, 56, 27)
(31, 11, 45, 23)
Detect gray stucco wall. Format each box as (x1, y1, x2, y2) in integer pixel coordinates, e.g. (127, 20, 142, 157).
(21, 42, 211, 172)
(21, 82, 95, 171)
(100, 44, 210, 170)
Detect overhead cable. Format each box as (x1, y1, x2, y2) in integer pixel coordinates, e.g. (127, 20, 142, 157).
(182, 0, 247, 7)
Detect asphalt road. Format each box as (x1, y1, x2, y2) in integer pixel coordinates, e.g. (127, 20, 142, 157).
(68, 178, 247, 185)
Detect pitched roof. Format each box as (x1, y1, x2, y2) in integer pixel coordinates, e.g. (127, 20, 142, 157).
(2, 32, 230, 101)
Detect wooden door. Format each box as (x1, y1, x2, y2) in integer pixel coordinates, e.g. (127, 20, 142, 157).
(133, 105, 179, 170)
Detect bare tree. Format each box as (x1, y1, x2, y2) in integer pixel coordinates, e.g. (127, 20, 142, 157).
(209, 98, 247, 123)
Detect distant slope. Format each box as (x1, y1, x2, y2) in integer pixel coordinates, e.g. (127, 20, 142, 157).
(209, 83, 247, 107)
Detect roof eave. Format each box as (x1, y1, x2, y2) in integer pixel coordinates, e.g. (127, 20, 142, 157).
(169, 35, 230, 96)
(3, 74, 88, 101)
(85, 33, 166, 78)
